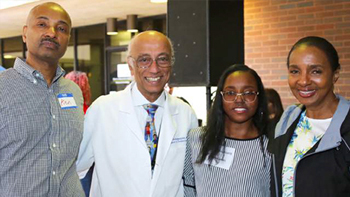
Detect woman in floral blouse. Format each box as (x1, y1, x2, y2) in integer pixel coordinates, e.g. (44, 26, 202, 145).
(269, 36, 350, 197)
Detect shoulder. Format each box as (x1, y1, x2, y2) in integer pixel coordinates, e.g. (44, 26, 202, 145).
(0, 68, 18, 82)
(188, 127, 204, 141)
(341, 107, 350, 138)
(168, 94, 188, 106)
(186, 127, 204, 150)
(96, 90, 126, 104)
(283, 104, 303, 117)
(88, 89, 128, 111)
(0, 69, 22, 95)
(60, 77, 81, 92)
(275, 104, 303, 138)
(167, 94, 195, 114)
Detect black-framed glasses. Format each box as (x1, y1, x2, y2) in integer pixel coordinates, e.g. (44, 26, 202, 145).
(128, 55, 173, 69)
(220, 91, 259, 103)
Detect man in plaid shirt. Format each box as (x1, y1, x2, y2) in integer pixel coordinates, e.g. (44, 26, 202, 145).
(0, 2, 84, 196)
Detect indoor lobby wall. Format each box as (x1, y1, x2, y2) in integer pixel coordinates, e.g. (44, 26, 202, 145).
(244, 0, 350, 107)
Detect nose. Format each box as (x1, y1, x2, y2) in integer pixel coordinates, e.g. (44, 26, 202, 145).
(45, 26, 57, 38)
(148, 59, 160, 73)
(234, 93, 244, 103)
(298, 72, 311, 86)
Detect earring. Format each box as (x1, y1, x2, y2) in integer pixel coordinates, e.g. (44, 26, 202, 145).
(334, 85, 340, 95)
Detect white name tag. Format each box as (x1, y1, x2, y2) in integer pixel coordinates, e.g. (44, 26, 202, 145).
(57, 93, 77, 109)
(171, 137, 186, 144)
(204, 146, 235, 170)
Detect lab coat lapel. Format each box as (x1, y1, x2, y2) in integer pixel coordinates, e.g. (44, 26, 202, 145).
(119, 84, 148, 149)
(151, 95, 178, 188)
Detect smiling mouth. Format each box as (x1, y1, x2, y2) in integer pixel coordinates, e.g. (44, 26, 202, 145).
(234, 107, 247, 113)
(298, 90, 316, 98)
(146, 77, 160, 82)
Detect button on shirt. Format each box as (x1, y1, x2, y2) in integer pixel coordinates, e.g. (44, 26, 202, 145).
(0, 58, 85, 197)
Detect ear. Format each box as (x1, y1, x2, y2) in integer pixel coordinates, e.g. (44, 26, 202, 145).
(22, 25, 27, 43)
(333, 68, 340, 83)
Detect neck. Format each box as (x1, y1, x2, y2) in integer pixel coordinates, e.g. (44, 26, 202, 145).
(137, 83, 163, 103)
(146, 95, 160, 103)
(26, 55, 58, 86)
(306, 94, 339, 119)
(224, 118, 259, 139)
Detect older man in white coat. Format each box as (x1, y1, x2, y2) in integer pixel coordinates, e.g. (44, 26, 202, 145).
(76, 31, 198, 197)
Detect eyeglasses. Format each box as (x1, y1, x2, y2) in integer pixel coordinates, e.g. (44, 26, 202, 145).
(220, 91, 259, 103)
(128, 55, 173, 69)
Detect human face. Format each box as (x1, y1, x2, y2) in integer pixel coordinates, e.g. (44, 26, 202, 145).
(268, 102, 275, 120)
(222, 71, 259, 124)
(288, 46, 339, 110)
(128, 32, 172, 102)
(23, 3, 71, 65)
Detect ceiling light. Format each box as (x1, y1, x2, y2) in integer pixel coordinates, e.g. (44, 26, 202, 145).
(107, 18, 118, 35)
(127, 15, 138, 33)
(4, 55, 15, 59)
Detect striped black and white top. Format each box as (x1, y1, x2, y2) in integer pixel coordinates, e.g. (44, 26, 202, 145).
(183, 127, 271, 197)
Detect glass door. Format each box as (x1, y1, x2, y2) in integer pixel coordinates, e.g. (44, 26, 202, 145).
(106, 47, 131, 93)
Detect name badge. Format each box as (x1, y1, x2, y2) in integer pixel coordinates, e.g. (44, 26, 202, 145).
(171, 137, 186, 144)
(204, 146, 235, 170)
(57, 93, 77, 109)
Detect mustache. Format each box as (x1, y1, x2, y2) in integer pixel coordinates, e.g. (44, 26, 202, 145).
(40, 38, 60, 48)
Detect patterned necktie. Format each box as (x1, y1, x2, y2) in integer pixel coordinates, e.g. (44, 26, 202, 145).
(143, 104, 158, 169)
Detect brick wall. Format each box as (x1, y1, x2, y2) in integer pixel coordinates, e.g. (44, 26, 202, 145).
(244, 0, 350, 107)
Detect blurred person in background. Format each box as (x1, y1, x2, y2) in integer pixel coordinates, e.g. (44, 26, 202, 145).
(65, 71, 91, 114)
(265, 88, 284, 139)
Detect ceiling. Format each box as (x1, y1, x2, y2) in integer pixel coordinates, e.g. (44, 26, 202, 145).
(0, 0, 167, 39)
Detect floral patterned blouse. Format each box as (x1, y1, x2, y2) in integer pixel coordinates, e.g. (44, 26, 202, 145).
(281, 111, 331, 197)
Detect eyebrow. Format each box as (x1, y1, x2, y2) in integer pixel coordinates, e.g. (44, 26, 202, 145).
(157, 52, 170, 56)
(224, 86, 257, 90)
(289, 64, 323, 69)
(137, 53, 170, 58)
(288, 65, 299, 69)
(36, 16, 70, 27)
(137, 53, 151, 57)
(308, 64, 323, 69)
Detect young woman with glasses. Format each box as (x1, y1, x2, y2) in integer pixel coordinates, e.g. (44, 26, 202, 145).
(183, 64, 271, 197)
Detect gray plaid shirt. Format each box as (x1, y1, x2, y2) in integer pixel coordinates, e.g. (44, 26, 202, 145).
(0, 58, 85, 197)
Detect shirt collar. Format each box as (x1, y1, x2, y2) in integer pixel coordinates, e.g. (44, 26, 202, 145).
(13, 57, 65, 85)
(131, 82, 166, 108)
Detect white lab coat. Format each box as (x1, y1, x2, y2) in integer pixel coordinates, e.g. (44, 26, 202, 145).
(76, 82, 198, 197)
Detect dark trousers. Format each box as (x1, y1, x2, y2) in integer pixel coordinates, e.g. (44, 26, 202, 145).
(80, 164, 94, 197)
